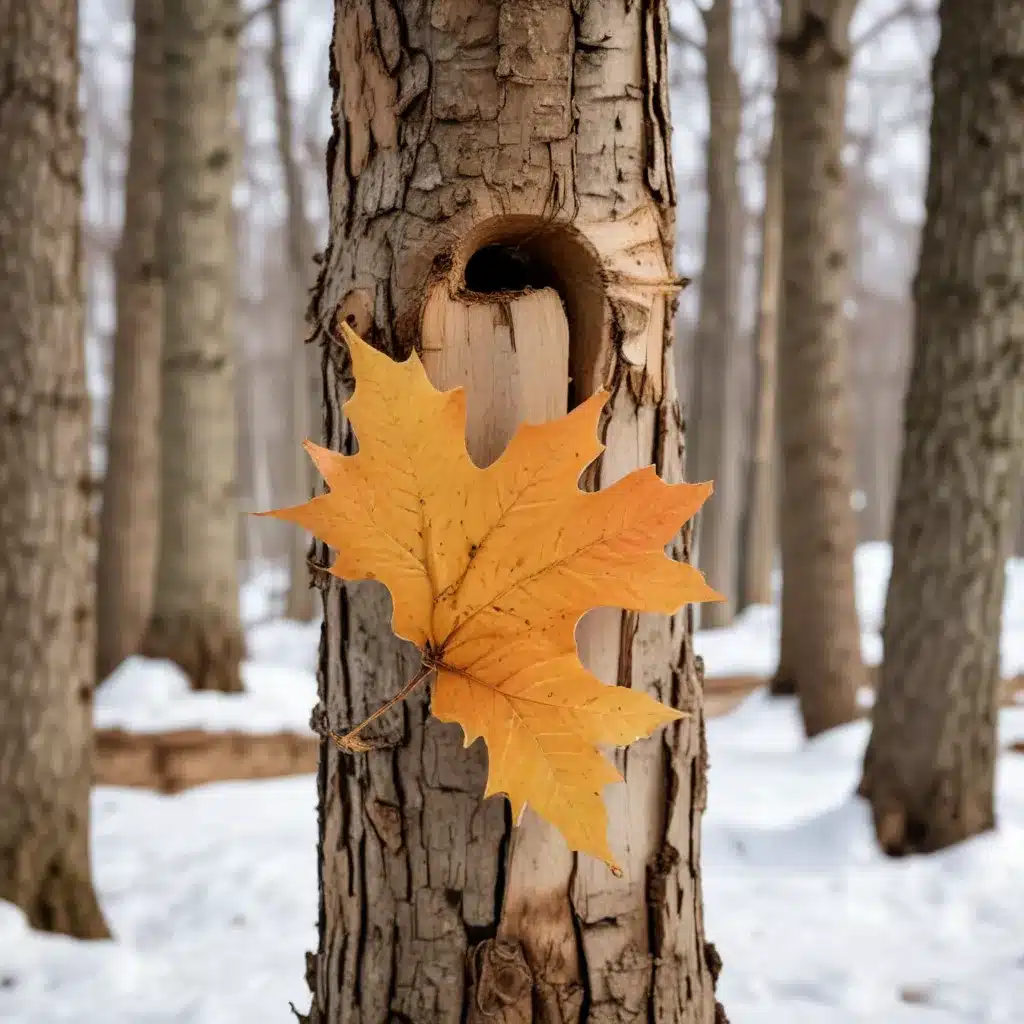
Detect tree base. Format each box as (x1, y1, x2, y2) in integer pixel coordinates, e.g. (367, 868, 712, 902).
(858, 768, 996, 857)
(768, 672, 797, 696)
(141, 610, 245, 693)
(0, 844, 110, 940)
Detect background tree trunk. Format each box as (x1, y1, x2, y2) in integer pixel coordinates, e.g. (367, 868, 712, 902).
(298, 0, 725, 1020)
(142, 0, 245, 692)
(0, 0, 110, 938)
(689, 0, 744, 629)
(772, 0, 866, 733)
(740, 97, 782, 611)
(268, 0, 319, 623)
(860, 0, 1024, 855)
(96, 0, 165, 682)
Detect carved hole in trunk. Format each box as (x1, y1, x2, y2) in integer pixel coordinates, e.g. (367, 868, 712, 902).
(454, 214, 606, 411)
(464, 244, 558, 294)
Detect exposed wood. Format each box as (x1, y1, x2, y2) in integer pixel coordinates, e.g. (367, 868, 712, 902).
(299, 0, 724, 1018)
(420, 281, 570, 468)
(424, 273, 584, 1014)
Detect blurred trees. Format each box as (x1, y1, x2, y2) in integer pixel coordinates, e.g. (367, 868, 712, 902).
(75, 0, 962, 699)
(0, 0, 110, 937)
(80, 1, 936, 645)
(688, 0, 746, 628)
(671, 0, 932, 633)
(741, 90, 782, 609)
(140, 0, 246, 691)
(861, 0, 1024, 854)
(772, 0, 865, 734)
(267, 0, 319, 622)
(84, 0, 333, 639)
(96, 0, 165, 682)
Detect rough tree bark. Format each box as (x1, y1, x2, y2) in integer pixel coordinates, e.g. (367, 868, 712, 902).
(96, 0, 165, 682)
(860, 0, 1024, 855)
(0, 0, 110, 938)
(142, 0, 246, 691)
(268, 0, 319, 622)
(297, 0, 726, 1019)
(689, 0, 744, 629)
(740, 98, 782, 611)
(771, 0, 866, 732)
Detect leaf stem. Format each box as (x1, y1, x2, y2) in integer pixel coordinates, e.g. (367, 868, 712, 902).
(329, 663, 435, 753)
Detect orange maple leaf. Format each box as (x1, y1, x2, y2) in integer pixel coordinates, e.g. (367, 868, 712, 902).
(260, 323, 722, 866)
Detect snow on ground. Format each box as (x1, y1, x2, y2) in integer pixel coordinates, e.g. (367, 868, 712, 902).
(694, 543, 1024, 682)
(0, 777, 319, 1024)
(3, 547, 1024, 1022)
(94, 567, 321, 736)
(93, 547, 1024, 742)
(93, 653, 320, 736)
(705, 694, 1024, 1023)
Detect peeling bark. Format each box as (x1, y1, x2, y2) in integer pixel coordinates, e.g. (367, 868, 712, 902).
(0, 0, 110, 938)
(299, 0, 722, 1019)
(860, 0, 1024, 855)
(773, 0, 866, 734)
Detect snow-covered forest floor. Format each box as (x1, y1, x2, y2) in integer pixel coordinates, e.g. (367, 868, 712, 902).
(2, 544, 1023, 1022)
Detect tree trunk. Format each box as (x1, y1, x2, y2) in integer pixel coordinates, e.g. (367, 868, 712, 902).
(268, 0, 319, 623)
(740, 96, 782, 611)
(772, 0, 866, 733)
(298, 0, 725, 1020)
(859, 0, 1024, 856)
(96, 0, 165, 683)
(689, 0, 744, 629)
(142, 0, 245, 692)
(0, 0, 110, 938)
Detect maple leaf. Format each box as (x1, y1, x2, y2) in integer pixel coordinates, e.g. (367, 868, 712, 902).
(260, 323, 722, 867)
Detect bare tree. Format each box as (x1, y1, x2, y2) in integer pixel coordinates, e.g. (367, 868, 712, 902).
(0, 0, 110, 938)
(741, 92, 782, 609)
(267, 0, 318, 621)
(860, 0, 1024, 855)
(688, 0, 746, 629)
(772, 0, 867, 734)
(96, 0, 165, 682)
(142, 0, 246, 691)
(295, 0, 726, 1018)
